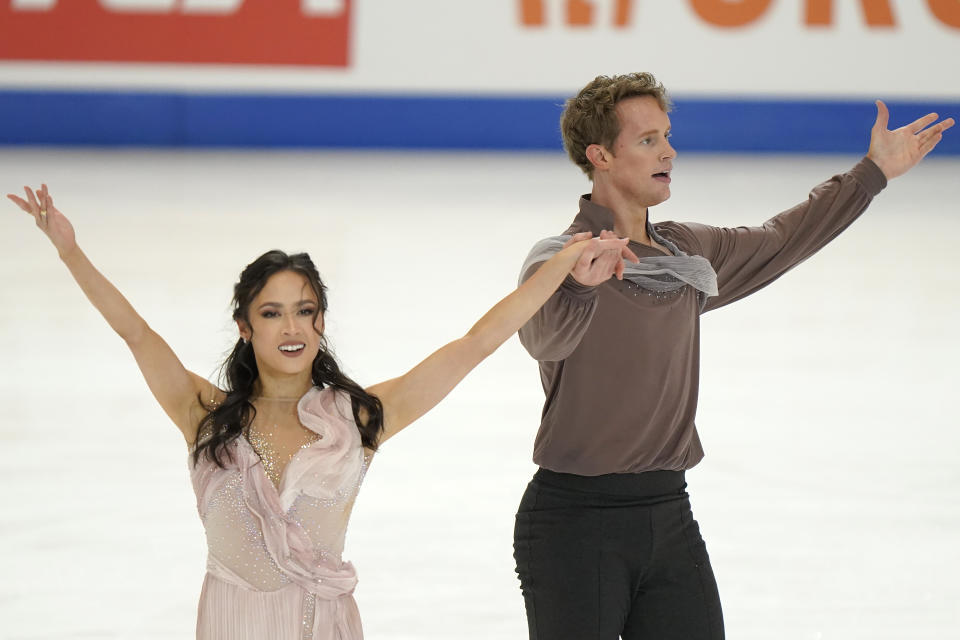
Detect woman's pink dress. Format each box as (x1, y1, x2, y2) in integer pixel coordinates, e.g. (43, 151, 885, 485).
(190, 387, 367, 639)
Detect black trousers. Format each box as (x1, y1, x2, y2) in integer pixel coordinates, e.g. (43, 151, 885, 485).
(513, 468, 725, 640)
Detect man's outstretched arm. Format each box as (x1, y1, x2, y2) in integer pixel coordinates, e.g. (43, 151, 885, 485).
(680, 101, 953, 312)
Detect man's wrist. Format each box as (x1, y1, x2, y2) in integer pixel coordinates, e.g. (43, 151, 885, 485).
(858, 155, 890, 193)
(562, 274, 600, 300)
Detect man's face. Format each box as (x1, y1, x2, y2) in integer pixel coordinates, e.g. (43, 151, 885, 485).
(600, 95, 676, 207)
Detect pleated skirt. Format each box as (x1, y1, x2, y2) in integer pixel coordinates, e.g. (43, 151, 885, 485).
(196, 573, 363, 640)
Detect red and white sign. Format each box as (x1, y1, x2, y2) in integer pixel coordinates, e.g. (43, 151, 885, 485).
(0, 0, 351, 66)
(0, 1, 956, 98)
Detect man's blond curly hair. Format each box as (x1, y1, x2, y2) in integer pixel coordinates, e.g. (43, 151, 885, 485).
(561, 72, 672, 180)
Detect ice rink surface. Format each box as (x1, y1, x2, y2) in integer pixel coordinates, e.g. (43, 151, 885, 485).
(0, 148, 958, 639)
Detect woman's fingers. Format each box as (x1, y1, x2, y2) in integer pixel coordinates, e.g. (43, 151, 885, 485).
(8, 189, 43, 225)
(24, 186, 39, 211)
(34, 185, 48, 223)
(7, 184, 59, 234)
(6, 193, 30, 212)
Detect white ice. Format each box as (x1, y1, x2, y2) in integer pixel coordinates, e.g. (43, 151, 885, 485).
(0, 149, 957, 639)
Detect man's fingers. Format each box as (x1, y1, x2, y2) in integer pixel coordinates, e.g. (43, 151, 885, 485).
(595, 230, 638, 261)
(907, 112, 940, 135)
(564, 231, 593, 249)
(605, 253, 624, 280)
(916, 117, 955, 147)
(873, 100, 889, 132)
(571, 237, 639, 285)
(596, 238, 637, 264)
(925, 117, 956, 135)
(591, 241, 634, 276)
(575, 243, 598, 271)
(919, 132, 944, 157)
(596, 249, 621, 274)
(917, 125, 940, 146)
(595, 237, 628, 250)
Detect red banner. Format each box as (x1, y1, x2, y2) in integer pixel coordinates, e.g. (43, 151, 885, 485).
(0, 0, 351, 66)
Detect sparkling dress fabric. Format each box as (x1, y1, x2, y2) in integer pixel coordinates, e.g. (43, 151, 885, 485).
(190, 387, 367, 640)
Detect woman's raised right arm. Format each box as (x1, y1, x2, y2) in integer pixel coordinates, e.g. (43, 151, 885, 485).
(7, 185, 214, 443)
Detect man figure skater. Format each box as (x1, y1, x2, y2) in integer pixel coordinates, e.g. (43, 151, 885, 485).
(513, 72, 953, 640)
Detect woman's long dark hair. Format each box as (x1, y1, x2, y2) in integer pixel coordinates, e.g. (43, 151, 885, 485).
(192, 250, 384, 468)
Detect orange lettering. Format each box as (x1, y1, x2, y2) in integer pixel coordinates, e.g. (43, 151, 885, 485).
(861, 0, 896, 25)
(927, 0, 960, 27)
(614, 0, 632, 26)
(805, 0, 895, 26)
(568, 0, 593, 25)
(690, 0, 772, 27)
(520, 0, 544, 26)
(519, 0, 633, 28)
(805, 0, 830, 24)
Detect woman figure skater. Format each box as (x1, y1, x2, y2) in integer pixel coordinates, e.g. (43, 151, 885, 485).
(7, 184, 636, 640)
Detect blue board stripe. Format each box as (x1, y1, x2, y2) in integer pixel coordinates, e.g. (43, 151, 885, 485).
(0, 90, 957, 154)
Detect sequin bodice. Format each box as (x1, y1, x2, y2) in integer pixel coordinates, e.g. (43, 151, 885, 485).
(246, 420, 324, 490)
(190, 387, 367, 595)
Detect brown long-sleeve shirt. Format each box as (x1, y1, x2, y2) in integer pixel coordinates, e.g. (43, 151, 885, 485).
(519, 157, 887, 475)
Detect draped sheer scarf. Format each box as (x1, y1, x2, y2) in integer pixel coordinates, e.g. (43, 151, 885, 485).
(520, 219, 718, 308)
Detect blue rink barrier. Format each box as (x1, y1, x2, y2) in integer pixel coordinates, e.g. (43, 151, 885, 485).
(0, 90, 957, 154)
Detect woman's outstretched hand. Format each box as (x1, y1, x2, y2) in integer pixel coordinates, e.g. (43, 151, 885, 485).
(7, 184, 77, 257)
(566, 230, 639, 285)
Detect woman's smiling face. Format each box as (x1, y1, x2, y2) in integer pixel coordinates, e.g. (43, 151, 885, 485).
(239, 270, 324, 378)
